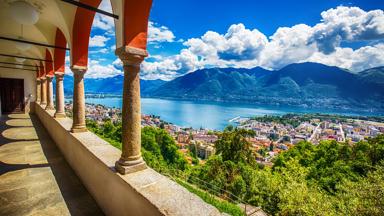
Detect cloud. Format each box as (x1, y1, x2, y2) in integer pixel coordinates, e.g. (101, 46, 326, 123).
(148, 21, 176, 43)
(307, 43, 384, 72)
(92, 1, 176, 44)
(184, 24, 267, 62)
(92, 0, 114, 32)
(260, 24, 316, 69)
(89, 35, 110, 47)
(142, 49, 202, 80)
(86, 59, 122, 78)
(310, 6, 384, 53)
(93, 15, 114, 32)
(65, 58, 122, 78)
(89, 48, 109, 54)
(142, 6, 384, 80)
(93, 20, 176, 44)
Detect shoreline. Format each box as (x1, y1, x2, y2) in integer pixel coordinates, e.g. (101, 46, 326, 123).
(64, 94, 384, 117)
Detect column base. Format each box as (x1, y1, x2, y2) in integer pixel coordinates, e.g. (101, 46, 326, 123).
(54, 112, 66, 118)
(45, 105, 55, 110)
(115, 158, 147, 175)
(40, 102, 47, 106)
(70, 126, 87, 133)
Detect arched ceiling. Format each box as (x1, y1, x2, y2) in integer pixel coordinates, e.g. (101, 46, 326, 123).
(0, 0, 77, 68)
(0, 0, 152, 74)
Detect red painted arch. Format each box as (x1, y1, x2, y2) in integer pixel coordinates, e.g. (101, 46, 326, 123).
(36, 66, 39, 78)
(54, 28, 67, 73)
(39, 61, 45, 78)
(123, 0, 153, 50)
(71, 0, 102, 67)
(45, 49, 54, 77)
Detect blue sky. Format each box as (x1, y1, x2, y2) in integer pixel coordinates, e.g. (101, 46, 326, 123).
(80, 0, 384, 79)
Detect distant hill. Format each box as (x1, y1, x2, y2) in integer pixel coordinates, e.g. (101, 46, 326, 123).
(59, 63, 384, 111)
(151, 63, 384, 110)
(61, 75, 166, 96)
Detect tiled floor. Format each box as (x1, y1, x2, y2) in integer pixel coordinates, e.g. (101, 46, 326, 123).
(0, 114, 103, 216)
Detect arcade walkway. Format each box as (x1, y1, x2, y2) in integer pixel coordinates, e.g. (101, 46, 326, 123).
(0, 114, 103, 216)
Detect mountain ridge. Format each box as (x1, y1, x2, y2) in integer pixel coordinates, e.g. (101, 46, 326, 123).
(60, 62, 384, 111)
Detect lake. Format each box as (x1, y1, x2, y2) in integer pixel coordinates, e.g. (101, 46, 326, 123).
(79, 97, 383, 130)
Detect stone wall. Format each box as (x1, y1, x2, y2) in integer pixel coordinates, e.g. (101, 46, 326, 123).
(34, 104, 221, 216)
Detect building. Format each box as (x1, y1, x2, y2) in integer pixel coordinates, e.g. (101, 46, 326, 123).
(0, 1, 222, 215)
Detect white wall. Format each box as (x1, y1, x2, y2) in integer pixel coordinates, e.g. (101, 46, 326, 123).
(0, 67, 36, 114)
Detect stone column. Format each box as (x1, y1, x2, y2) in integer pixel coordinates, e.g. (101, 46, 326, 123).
(45, 76, 55, 110)
(36, 78, 41, 104)
(115, 46, 148, 174)
(40, 77, 47, 106)
(54, 72, 66, 118)
(70, 66, 87, 133)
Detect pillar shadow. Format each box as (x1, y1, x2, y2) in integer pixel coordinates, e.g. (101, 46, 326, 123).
(0, 161, 49, 175)
(29, 115, 104, 216)
(0, 114, 38, 146)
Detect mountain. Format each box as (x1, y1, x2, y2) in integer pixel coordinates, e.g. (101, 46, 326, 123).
(59, 63, 384, 111)
(151, 63, 384, 110)
(61, 75, 166, 95)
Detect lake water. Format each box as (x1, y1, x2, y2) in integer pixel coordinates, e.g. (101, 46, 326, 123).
(79, 97, 382, 130)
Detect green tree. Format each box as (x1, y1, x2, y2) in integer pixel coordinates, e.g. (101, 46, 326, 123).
(215, 128, 256, 164)
(102, 120, 115, 137)
(337, 162, 384, 216)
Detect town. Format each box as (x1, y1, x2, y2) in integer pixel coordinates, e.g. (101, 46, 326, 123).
(66, 103, 384, 164)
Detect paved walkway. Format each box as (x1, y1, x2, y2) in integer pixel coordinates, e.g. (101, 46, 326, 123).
(0, 114, 103, 216)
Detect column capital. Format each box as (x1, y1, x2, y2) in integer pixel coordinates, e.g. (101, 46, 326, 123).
(70, 65, 87, 75)
(55, 71, 65, 76)
(40, 77, 46, 80)
(115, 46, 148, 67)
(36, 78, 41, 82)
(55, 72, 65, 80)
(46, 75, 54, 80)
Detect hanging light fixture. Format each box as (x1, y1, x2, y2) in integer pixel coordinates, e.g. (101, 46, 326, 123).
(9, 1, 39, 25)
(15, 25, 31, 51)
(15, 57, 26, 63)
(15, 40, 32, 51)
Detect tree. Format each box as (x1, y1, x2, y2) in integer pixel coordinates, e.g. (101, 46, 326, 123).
(215, 128, 256, 164)
(337, 162, 384, 216)
(102, 120, 115, 137)
(141, 127, 188, 170)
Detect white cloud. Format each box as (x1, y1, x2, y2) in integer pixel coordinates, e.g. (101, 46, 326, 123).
(260, 24, 316, 69)
(92, 0, 114, 32)
(89, 48, 109, 54)
(93, 0, 176, 44)
(93, 19, 176, 44)
(89, 35, 110, 47)
(86, 59, 122, 78)
(307, 43, 384, 72)
(142, 6, 384, 80)
(141, 49, 201, 80)
(148, 21, 176, 43)
(311, 6, 384, 53)
(64, 58, 122, 78)
(93, 15, 114, 32)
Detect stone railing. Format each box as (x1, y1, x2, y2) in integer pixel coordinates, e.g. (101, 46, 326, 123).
(34, 103, 221, 216)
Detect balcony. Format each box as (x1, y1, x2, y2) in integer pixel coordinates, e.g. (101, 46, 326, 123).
(0, 113, 103, 215)
(0, 103, 223, 215)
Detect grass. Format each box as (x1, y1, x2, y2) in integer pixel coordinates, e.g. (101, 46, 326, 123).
(174, 178, 245, 216)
